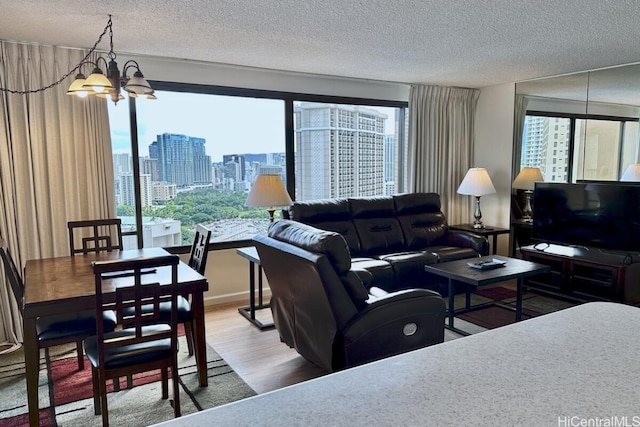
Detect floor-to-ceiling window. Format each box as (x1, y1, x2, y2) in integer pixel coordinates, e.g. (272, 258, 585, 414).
(108, 83, 408, 248)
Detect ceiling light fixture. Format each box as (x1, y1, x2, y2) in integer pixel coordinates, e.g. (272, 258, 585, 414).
(0, 15, 155, 105)
(67, 15, 155, 105)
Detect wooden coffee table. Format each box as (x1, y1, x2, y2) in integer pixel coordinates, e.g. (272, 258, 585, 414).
(424, 255, 550, 335)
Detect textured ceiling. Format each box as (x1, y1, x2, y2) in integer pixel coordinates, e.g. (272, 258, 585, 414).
(1, 0, 640, 88)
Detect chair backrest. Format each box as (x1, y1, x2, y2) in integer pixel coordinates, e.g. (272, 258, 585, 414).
(68, 218, 124, 255)
(92, 254, 180, 354)
(0, 241, 24, 313)
(188, 224, 211, 275)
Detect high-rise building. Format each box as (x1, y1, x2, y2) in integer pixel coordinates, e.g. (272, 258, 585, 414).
(140, 156, 158, 181)
(522, 116, 570, 182)
(149, 133, 212, 186)
(120, 173, 153, 207)
(294, 103, 386, 199)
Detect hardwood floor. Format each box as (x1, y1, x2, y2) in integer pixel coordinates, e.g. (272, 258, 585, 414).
(204, 301, 326, 394)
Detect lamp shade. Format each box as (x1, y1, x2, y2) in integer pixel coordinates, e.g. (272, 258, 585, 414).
(512, 167, 544, 190)
(245, 174, 292, 208)
(621, 164, 640, 181)
(457, 168, 496, 196)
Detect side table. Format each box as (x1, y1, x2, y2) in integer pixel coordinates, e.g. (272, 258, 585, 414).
(448, 224, 510, 255)
(236, 246, 274, 330)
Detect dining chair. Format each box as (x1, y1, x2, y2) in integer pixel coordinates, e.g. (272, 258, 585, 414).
(121, 224, 211, 357)
(0, 241, 117, 373)
(67, 218, 124, 255)
(85, 254, 182, 426)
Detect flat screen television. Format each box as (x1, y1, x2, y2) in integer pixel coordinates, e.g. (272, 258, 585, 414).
(532, 181, 640, 252)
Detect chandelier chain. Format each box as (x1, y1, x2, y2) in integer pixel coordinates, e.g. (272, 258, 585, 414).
(0, 15, 113, 95)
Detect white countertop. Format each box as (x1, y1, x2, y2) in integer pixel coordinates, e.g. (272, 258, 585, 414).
(154, 302, 640, 427)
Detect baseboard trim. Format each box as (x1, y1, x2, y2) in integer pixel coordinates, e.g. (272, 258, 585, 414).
(204, 290, 272, 307)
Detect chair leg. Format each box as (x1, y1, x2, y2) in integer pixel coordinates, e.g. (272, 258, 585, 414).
(44, 347, 52, 372)
(99, 371, 109, 426)
(91, 367, 100, 415)
(184, 321, 194, 356)
(161, 368, 168, 399)
(76, 340, 85, 370)
(172, 365, 181, 417)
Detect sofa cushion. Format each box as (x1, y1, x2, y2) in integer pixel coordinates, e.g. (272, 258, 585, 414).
(379, 251, 440, 290)
(349, 197, 405, 255)
(394, 193, 448, 250)
(351, 258, 395, 290)
(289, 199, 361, 255)
(268, 220, 352, 275)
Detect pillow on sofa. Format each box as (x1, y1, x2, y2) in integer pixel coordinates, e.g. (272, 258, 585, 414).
(268, 220, 352, 275)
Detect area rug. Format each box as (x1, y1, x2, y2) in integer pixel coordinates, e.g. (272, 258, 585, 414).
(457, 305, 540, 329)
(455, 286, 577, 331)
(0, 334, 256, 427)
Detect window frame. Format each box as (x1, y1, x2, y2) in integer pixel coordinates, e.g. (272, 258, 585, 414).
(117, 80, 408, 249)
(524, 110, 638, 183)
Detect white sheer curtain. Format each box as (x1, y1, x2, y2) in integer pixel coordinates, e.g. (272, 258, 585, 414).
(0, 41, 114, 347)
(407, 84, 480, 224)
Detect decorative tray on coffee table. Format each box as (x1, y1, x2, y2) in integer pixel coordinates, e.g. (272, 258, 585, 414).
(467, 258, 507, 270)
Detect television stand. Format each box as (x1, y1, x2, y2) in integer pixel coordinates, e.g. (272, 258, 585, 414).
(520, 244, 640, 303)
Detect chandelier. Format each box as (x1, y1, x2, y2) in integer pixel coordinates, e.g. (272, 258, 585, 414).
(67, 15, 155, 104)
(0, 15, 155, 105)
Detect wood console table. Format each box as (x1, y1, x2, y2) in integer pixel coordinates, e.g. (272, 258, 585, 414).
(520, 244, 640, 302)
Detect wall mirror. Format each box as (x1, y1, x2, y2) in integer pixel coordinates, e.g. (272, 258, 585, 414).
(514, 63, 640, 184)
(511, 63, 640, 253)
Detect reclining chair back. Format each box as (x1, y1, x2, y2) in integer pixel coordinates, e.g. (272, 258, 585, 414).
(254, 220, 369, 371)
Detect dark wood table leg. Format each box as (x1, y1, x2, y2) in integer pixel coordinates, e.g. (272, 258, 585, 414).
(191, 291, 208, 387)
(24, 316, 39, 426)
(515, 278, 523, 321)
(448, 278, 455, 329)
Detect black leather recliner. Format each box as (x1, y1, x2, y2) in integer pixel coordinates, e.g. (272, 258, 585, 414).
(253, 220, 446, 372)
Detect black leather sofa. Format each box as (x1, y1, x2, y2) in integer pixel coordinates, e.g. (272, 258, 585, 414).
(287, 192, 489, 292)
(254, 220, 446, 372)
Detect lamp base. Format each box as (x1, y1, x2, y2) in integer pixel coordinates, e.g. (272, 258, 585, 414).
(522, 190, 533, 222)
(267, 208, 276, 223)
(472, 195, 484, 229)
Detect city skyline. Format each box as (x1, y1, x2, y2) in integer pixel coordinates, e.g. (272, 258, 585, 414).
(107, 92, 397, 162)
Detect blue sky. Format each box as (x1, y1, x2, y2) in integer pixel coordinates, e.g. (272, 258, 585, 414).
(108, 92, 396, 162)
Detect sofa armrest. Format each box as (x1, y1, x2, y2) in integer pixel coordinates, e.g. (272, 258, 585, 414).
(351, 268, 374, 288)
(337, 289, 445, 369)
(444, 230, 489, 256)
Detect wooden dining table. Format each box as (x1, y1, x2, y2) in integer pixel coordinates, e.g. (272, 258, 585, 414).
(23, 247, 209, 427)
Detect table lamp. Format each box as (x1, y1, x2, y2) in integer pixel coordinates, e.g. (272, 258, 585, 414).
(457, 167, 496, 229)
(512, 167, 544, 222)
(245, 174, 293, 222)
